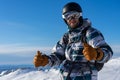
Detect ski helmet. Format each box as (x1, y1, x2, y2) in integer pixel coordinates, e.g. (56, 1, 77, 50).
(62, 2, 83, 26)
(62, 2, 82, 15)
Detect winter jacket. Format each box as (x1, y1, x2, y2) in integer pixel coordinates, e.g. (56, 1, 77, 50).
(47, 19, 113, 80)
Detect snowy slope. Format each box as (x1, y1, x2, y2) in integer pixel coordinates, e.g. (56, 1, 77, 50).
(0, 58, 120, 80)
(98, 58, 120, 80)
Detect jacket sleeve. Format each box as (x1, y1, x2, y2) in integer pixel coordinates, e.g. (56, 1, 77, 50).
(47, 33, 68, 66)
(86, 27, 113, 63)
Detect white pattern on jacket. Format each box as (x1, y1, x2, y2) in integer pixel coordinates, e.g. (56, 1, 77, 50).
(47, 19, 113, 80)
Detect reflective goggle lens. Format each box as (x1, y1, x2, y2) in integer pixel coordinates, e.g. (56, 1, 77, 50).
(62, 11, 82, 20)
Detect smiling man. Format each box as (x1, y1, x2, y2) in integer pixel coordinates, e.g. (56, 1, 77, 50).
(33, 2, 113, 80)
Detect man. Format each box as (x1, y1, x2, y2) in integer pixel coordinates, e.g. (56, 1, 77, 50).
(33, 2, 113, 80)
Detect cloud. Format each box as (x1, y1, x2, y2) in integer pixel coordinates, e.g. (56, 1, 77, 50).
(0, 44, 119, 55)
(0, 44, 52, 55)
(112, 45, 120, 53)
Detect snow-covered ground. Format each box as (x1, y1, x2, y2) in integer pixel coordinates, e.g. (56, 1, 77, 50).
(98, 58, 120, 80)
(0, 58, 120, 80)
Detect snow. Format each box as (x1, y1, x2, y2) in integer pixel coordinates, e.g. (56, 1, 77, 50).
(98, 58, 120, 80)
(0, 68, 63, 80)
(0, 58, 120, 80)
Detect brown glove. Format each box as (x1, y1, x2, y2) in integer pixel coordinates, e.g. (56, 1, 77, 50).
(82, 43, 103, 61)
(33, 51, 49, 67)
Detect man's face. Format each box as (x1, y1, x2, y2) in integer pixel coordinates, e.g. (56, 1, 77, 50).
(62, 11, 81, 29)
(66, 17, 80, 28)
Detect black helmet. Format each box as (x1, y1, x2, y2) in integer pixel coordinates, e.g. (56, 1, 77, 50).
(62, 2, 82, 15)
(62, 2, 83, 27)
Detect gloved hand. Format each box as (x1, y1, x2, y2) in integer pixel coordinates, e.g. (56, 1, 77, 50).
(33, 51, 49, 67)
(82, 43, 103, 61)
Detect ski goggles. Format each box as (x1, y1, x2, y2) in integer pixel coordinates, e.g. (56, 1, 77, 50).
(62, 11, 82, 20)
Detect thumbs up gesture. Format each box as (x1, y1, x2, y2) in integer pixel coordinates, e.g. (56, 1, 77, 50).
(82, 43, 103, 61)
(33, 51, 49, 67)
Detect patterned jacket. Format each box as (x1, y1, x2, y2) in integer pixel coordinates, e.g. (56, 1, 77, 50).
(47, 19, 113, 80)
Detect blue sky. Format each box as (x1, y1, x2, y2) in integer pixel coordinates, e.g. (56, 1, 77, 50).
(0, 0, 120, 64)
